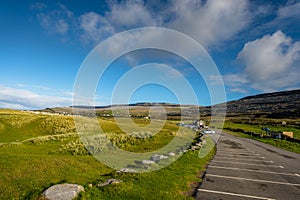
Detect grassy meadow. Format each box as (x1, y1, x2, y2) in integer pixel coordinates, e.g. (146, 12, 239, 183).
(223, 120, 300, 153)
(0, 109, 213, 199)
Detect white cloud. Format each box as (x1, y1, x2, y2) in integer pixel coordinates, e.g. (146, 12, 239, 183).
(0, 85, 72, 110)
(167, 0, 252, 48)
(35, 3, 74, 35)
(208, 75, 224, 86)
(30, 2, 47, 11)
(78, 0, 160, 45)
(210, 74, 249, 94)
(33, 0, 254, 48)
(55, 19, 69, 34)
(108, 0, 158, 28)
(277, 2, 300, 19)
(237, 30, 300, 92)
(254, 1, 300, 37)
(79, 12, 114, 44)
(16, 84, 51, 90)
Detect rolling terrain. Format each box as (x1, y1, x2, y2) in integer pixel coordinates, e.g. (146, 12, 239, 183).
(41, 89, 300, 121)
(0, 89, 299, 199)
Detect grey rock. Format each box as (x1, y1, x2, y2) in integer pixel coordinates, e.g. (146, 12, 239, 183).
(150, 154, 169, 162)
(43, 183, 84, 200)
(167, 152, 176, 156)
(196, 143, 202, 147)
(117, 168, 137, 173)
(191, 146, 200, 151)
(150, 155, 161, 162)
(142, 160, 156, 165)
(97, 179, 123, 187)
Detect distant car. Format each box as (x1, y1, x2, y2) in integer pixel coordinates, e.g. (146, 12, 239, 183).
(202, 130, 216, 134)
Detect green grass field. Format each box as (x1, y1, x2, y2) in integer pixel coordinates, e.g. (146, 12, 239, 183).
(224, 121, 300, 139)
(0, 109, 214, 199)
(223, 121, 300, 154)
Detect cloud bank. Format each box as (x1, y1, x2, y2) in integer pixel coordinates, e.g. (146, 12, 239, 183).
(0, 85, 72, 110)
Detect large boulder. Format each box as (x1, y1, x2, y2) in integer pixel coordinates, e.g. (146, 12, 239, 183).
(43, 183, 84, 200)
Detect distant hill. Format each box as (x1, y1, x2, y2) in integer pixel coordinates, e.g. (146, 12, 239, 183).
(41, 89, 300, 119)
(222, 89, 300, 119)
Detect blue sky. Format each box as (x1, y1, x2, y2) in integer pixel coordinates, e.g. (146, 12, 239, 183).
(0, 0, 299, 109)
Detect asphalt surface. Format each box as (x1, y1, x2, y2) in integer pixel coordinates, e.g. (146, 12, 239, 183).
(195, 132, 300, 200)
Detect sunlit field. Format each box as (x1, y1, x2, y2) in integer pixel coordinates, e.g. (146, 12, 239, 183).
(0, 109, 213, 199)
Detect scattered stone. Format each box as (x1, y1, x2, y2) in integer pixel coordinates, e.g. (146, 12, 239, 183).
(195, 143, 202, 147)
(142, 160, 156, 165)
(117, 168, 137, 173)
(183, 150, 188, 153)
(150, 155, 161, 162)
(192, 145, 201, 150)
(167, 152, 176, 156)
(150, 154, 169, 162)
(97, 179, 123, 187)
(42, 183, 84, 200)
(88, 183, 93, 188)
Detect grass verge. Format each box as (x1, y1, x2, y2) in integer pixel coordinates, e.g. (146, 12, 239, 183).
(79, 148, 215, 200)
(224, 129, 300, 154)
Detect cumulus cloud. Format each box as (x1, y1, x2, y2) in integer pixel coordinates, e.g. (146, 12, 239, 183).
(168, 0, 252, 48)
(236, 30, 300, 92)
(79, 0, 160, 45)
(0, 85, 72, 110)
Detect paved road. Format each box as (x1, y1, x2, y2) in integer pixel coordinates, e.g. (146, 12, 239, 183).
(195, 132, 300, 200)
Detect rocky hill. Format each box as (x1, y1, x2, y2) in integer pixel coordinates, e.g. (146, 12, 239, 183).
(222, 89, 300, 119)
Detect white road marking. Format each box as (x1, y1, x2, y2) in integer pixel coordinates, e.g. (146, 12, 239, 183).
(209, 166, 299, 177)
(217, 153, 260, 156)
(217, 150, 253, 153)
(262, 157, 265, 159)
(214, 157, 273, 163)
(279, 166, 284, 168)
(206, 174, 300, 186)
(211, 160, 280, 168)
(198, 189, 276, 200)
